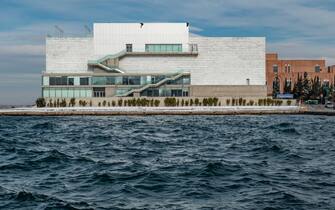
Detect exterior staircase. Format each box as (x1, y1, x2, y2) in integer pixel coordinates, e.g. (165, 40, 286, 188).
(118, 72, 190, 97)
(88, 50, 127, 73)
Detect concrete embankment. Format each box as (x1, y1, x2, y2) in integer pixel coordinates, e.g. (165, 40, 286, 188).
(0, 106, 307, 116)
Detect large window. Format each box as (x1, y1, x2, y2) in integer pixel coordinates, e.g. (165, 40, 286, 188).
(92, 77, 107, 85)
(49, 77, 68, 86)
(80, 77, 89, 85)
(145, 44, 182, 53)
(68, 78, 74, 86)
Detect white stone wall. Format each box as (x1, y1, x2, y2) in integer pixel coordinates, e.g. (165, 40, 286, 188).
(46, 37, 93, 72)
(119, 37, 266, 85)
(94, 23, 189, 56)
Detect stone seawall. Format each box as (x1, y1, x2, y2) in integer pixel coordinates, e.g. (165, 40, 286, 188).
(0, 106, 305, 116)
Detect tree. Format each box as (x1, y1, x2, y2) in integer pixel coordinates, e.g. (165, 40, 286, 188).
(36, 98, 46, 107)
(310, 76, 321, 100)
(272, 75, 280, 98)
(293, 73, 303, 99)
(69, 98, 76, 107)
(302, 72, 311, 100)
(283, 78, 292, 94)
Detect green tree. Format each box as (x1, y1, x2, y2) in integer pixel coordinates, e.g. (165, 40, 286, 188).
(272, 75, 280, 98)
(293, 73, 303, 99)
(302, 72, 311, 100)
(283, 78, 292, 94)
(36, 98, 46, 107)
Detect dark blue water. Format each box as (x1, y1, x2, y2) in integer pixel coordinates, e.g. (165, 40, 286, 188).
(0, 115, 335, 210)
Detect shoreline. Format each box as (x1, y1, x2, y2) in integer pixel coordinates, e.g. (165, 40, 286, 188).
(1, 106, 333, 116)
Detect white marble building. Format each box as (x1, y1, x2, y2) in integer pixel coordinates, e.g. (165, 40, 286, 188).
(43, 23, 266, 98)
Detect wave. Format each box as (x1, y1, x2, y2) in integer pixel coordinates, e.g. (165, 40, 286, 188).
(31, 122, 56, 130)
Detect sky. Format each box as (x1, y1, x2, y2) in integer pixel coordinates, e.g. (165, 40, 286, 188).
(0, 0, 335, 105)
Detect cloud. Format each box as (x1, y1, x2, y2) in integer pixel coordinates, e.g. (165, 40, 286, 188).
(1, 0, 335, 104)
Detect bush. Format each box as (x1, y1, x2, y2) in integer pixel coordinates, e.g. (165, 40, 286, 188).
(226, 99, 231, 106)
(213, 98, 219, 106)
(190, 99, 193, 106)
(249, 100, 254, 106)
(98, 102, 101, 107)
(164, 97, 177, 106)
(154, 99, 160, 107)
(185, 100, 189, 106)
(69, 98, 76, 107)
(287, 100, 292, 106)
(238, 98, 243, 106)
(242, 99, 246, 106)
(60, 99, 67, 107)
(89, 100, 92, 107)
(36, 98, 46, 107)
(203, 98, 208, 106)
(49, 99, 53, 107)
(118, 99, 123, 107)
(102, 100, 107, 107)
(181, 99, 184, 106)
(232, 98, 235, 106)
(195, 98, 199, 106)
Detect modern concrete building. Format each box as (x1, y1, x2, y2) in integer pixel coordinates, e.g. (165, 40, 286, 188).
(266, 53, 335, 96)
(42, 23, 267, 99)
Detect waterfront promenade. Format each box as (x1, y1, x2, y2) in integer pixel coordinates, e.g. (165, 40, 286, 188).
(0, 106, 305, 116)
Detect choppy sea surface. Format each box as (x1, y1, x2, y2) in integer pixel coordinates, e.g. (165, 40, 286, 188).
(0, 115, 335, 210)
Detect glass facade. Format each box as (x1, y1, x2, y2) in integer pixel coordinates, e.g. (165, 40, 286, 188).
(145, 44, 182, 53)
(43, 88, 92, 98)
(43, 74, 190, 97)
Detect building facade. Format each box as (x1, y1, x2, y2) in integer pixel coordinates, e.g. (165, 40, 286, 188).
(42, 23, 267, 99)
(266, 53, 335, 96)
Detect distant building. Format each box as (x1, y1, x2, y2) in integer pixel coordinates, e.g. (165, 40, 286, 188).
(266, 53, 335, 96)
(42, 23, 267, 99)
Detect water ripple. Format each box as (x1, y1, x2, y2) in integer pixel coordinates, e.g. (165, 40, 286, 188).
(0, 115, 335, 209)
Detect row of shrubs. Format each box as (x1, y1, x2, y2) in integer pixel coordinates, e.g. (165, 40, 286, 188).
(36, 97, 292, 108)
(164, 97, 220, 107)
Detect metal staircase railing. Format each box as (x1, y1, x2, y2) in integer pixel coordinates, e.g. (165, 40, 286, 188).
(118, 72, 190, 97)
(88, 50, 127, 73)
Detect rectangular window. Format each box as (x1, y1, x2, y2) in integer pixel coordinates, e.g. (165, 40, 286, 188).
(93, 87, 105, 97)
(273, 65, 278, 73)
(92, 77, 106, 85)
(145, 44, 182, 53)
(126, 44, 132, 52)
(80, 77, 89, 85)
(128, 76, 141, 85)
(68, 78, 74, 86)
(49, 77, 68, 85)
(315, 65, 321, 72)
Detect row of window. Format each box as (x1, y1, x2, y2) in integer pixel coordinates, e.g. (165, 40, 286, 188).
(46, 75, 190, 86)
(49, 77, 89, 86)
(126, 44, 183, 53)
(43, 88, 92, 98)
(272, 65, 321, 73)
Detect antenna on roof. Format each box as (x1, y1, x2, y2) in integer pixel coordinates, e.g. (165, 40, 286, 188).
(186, 22, 189, 27)
(140, 23, 144, 28)
(84, 25, 92, 35)
(54, 25, 64, 37)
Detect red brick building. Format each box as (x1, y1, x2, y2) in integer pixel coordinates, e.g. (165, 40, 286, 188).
(266, 53, 335, 96)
